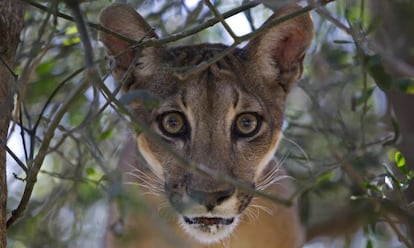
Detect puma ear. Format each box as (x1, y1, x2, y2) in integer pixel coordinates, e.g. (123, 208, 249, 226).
(98, 3, 163, 76)
(246, 6, 313, 92)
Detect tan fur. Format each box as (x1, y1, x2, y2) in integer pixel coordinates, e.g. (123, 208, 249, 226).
(99, 3, 313, 247)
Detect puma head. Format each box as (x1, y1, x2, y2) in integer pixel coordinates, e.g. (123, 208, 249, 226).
(99, 3, 312, 244)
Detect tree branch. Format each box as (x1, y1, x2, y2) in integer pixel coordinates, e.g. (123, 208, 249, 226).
(7, 75, 90, 227)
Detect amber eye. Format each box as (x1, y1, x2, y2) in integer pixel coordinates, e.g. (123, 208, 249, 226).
(159, 112, 188, 137)
(233, 113, 261, 137)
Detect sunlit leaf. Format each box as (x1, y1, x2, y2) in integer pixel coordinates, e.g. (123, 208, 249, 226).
(65, 25, 78, 35)
(315, 172, 334, 185)
(63, 37, 81, 46)
(62, 25, 80, 46)
(394, 151, 408, 174)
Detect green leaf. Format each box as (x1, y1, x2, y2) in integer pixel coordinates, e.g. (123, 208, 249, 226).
(363, 182, 383, 194)
(28, 58, 69, 103)
(67, 94, 88, 126)
(65, 25, 78, 35)
(62, 26, 81, 46)
(36, 60, 55, 75)
(407, 171, 414, 180)
(77, 182, 102, 205)
(365, 55, 414, 93)
(85, 167, 95, 176)
(366, 55, 392, 90)
(365, 239, 373, 248)
(315, 172, 334, 185)
(345, 6, 359, 24)
(62, 37, 80, 46)
(394, 151, 408, 174)
(394, 78, 414, 94)
(99, 129, 113, 140)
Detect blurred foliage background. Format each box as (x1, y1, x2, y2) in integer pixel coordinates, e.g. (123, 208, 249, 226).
(5, 0, 414, 247)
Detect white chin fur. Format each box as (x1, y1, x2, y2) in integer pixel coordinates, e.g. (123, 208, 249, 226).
(178, 215, 240, 245)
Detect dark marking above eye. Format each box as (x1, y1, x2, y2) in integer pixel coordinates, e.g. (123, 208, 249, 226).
(232, 89, 239, 109)
(181, 89, 187, 108)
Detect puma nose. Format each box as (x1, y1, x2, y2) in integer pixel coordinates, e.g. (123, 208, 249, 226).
(187, 186, 235, 211)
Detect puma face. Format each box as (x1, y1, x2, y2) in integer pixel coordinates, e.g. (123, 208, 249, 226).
(134, 59, 284, 243)
(99, 3, 312, 245)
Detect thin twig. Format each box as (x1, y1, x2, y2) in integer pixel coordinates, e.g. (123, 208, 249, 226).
(5, 146, 27, 173)
(315, 6, 414, 78)
(40, 169, 103, 185)
(22, 0, 260, 47)
(204, 0, 239, 41)
(64, 1, 94, 68)
(33, 67, 85, 133)
(333, 152, 413, 248)
(0, 53, 18, 79)
(7, 75, 90, 227)
(176, 3, 320, 79)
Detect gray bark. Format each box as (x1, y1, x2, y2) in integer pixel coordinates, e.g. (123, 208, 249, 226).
(0, 1, 25, 247)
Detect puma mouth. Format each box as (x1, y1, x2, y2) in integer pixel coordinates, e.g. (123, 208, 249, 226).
(179, 215, 239, 244)
(183, 216, 234, 226)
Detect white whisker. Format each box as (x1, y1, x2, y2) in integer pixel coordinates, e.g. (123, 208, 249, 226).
(122, 161, 164, 196)
(124, 182, 162, 196)
(249, 203, 274, 216)
(126, 171, 162, 188)
(281, 135, 311, 167)
(243, 206, 260, 224)
(256, 156, 288, 191)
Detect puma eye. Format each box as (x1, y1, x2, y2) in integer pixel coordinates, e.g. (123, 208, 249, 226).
(158, 112, 188, 138)
(233, 113, 262, 137)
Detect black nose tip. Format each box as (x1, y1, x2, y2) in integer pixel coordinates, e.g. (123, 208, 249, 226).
(187, 186, 235, 211)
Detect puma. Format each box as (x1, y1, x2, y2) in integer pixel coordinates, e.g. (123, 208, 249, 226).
(99, 3, 313, 247)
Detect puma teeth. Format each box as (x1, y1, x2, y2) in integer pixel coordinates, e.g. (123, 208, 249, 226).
(179, 215, 240, 244)
(184, 216, 234, 226)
